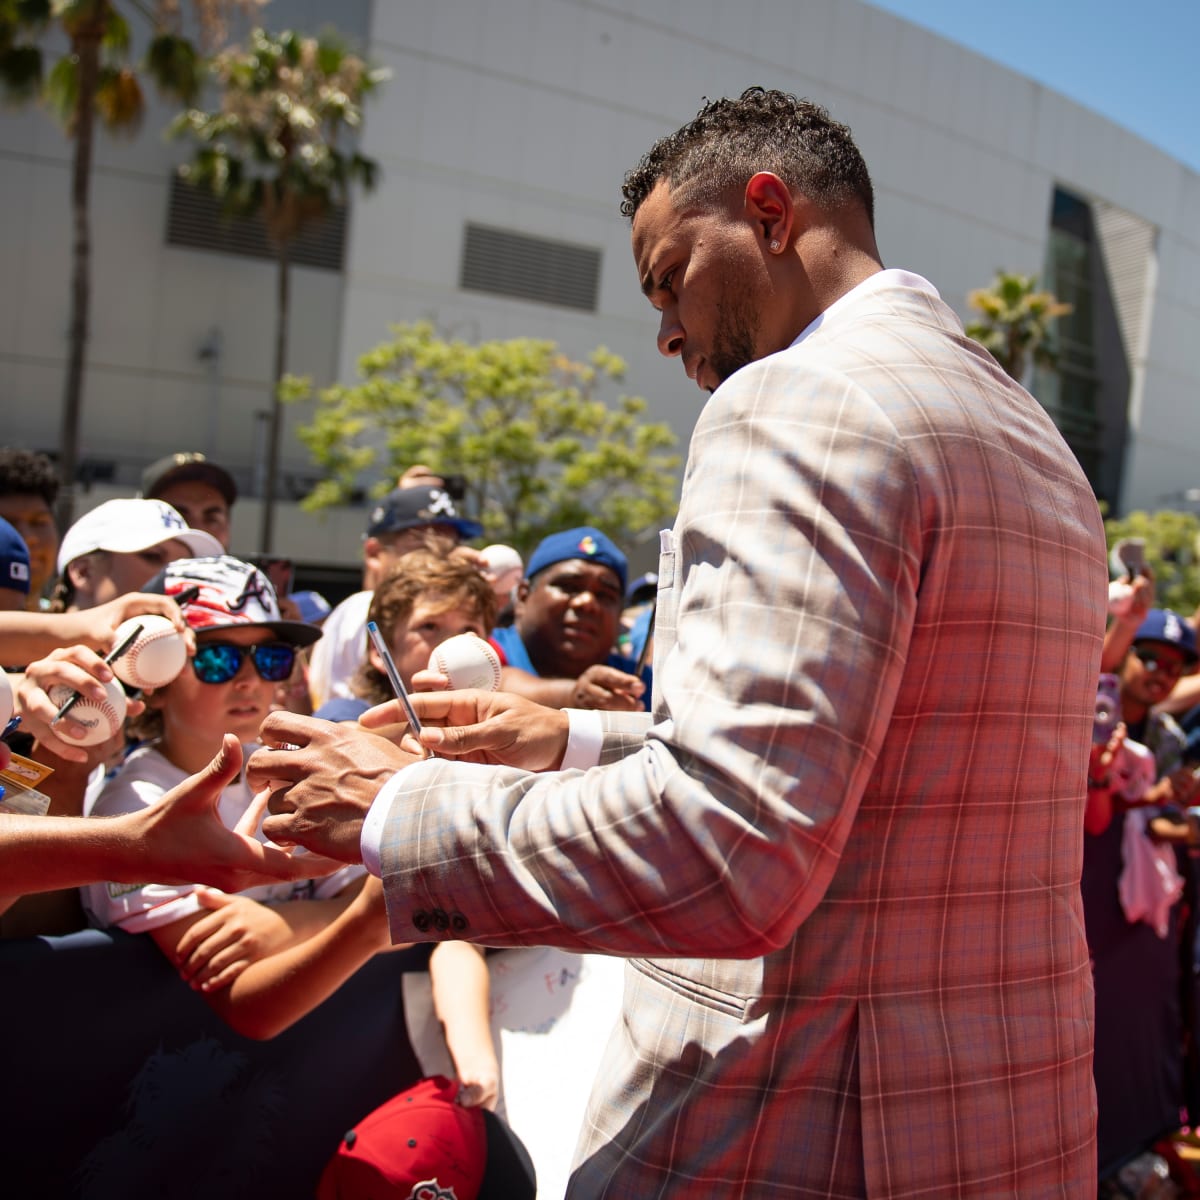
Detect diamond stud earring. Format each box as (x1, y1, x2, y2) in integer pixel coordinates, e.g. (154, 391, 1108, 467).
(769, 239, 781, 251)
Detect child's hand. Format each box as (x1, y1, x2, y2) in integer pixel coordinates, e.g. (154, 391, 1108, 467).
(16, 646, 142, 764)
(173, 890, 297, 993)
(62, 592, 194, 655)
(454, 1055, 500, 1111)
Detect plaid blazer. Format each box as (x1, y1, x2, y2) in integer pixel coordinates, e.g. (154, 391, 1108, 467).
(379, 273, 1108, 1197)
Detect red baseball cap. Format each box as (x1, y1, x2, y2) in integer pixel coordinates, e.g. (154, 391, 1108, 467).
(317, 1076, 536, 1200)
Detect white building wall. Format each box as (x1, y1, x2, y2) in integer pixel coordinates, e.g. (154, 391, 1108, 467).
(341, 0, 1200, 521)
(1, 0, 1197, 572)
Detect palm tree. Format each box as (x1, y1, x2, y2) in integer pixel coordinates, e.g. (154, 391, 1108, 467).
(170, 27, 387, 553)
(0, 0, 242, 529)
(966, 271, 1072, 383)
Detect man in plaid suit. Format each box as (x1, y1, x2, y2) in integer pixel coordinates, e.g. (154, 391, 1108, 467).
(253, 88, 1107, 1196)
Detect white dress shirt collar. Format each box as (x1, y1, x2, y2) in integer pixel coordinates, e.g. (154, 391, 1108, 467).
(791, 268, 939, 349)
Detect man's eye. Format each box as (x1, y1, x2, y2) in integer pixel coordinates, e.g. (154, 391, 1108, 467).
(659, 269, 675, 293)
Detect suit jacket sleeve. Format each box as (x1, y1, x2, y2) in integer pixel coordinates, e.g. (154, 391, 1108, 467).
(378, 353, 922, 957)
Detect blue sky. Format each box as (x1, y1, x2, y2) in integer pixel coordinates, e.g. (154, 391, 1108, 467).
(864, 0, 1200, 173)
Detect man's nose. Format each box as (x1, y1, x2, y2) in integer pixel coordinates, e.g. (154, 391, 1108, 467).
(657, 310, 683, 357)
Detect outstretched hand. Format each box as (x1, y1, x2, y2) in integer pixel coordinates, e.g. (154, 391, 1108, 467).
(247, 711, 423, 862)
(131, 734, 342, 891)
(361, 689, 570, 772)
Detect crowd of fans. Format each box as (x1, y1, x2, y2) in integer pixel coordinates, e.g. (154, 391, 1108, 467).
(0, 444, 653, 1196)
(10, 439, 1200, 1193)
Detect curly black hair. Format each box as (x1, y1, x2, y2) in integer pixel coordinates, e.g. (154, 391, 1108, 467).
(620, 87, 874, 228)
(0, 446, 59, 505)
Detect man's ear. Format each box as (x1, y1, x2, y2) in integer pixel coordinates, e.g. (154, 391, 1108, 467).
(745, 171, 796, 252)
(66, 553, 94, 591)
(367, 641, 385, 675)
(513, 578, 531, 616)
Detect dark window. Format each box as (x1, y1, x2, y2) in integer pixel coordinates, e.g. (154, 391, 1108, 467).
(165, 175, 346, 271)
(1033, 186, 1132, 508)
(460, 223, 602, 311)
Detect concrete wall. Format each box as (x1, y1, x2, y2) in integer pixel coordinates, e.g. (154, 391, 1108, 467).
(1, 0, 1197, 576)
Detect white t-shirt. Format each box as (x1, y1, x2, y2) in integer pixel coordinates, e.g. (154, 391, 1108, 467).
(307, 589, 372, 709)
(82, 742, 364, 934)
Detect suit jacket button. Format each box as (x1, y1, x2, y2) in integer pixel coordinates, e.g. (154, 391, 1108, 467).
(412, 910, 432, 933)
(432, 908, 449, 932)
(450, 911, 468, 932)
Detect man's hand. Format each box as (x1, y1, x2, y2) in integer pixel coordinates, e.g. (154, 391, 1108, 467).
(362, 689, 570, 771)
(131, 735, 342, 891)
(248, 712, 422, 862)
(571, 663, 645, 711)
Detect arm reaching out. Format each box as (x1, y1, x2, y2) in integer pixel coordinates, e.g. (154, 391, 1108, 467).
(0, 736, 337, 904)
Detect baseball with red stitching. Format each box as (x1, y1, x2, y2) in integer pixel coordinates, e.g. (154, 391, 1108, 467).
(428, 634, 502, 691)
(50, 679, 127, 746)
(110, 614, 188, 691)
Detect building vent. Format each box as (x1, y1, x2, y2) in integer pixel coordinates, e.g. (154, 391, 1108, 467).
(165, 175, 346, 271)
(460, 223, 601, 311)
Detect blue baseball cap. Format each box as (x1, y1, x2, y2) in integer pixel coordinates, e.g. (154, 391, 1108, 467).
(0, 516, 31, 596)
(525, 527, 627, 594)
(1133, 608, 1199, 665)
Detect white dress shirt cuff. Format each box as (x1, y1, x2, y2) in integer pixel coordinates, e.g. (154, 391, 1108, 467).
(360, 775, 401, 878)
(561, 708, 603, 770)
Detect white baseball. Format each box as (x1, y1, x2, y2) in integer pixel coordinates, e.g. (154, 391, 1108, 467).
(110, 614, 188, 690)
(428, 634, 502, 691)
(0, 671, 13, 728)
(50, 679, 127, 746)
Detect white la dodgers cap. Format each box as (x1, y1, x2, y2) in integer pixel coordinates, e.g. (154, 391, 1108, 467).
(57, 498, 224, 573)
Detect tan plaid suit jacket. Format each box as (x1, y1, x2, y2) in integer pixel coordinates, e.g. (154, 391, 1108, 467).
(378, 271, 1108, 1197)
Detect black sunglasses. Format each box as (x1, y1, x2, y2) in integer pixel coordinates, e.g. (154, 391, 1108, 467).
(192, 641, 296, 685)
(1131, 645, 1196, 677)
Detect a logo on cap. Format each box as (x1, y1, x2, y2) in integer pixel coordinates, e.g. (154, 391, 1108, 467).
(1165, 611, 1186, 644)
(410, 1181, 459, 1200)
(155, 501, 186, 531)
(231, 568, 275, 614)
(8, 562, 29, 582)
(577, 535, 597, 557)
(422, 489, 457, 520)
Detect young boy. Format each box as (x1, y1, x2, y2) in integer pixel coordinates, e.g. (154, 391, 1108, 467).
(314, 550, 503, 1108)
(83, 556, 392, 1040)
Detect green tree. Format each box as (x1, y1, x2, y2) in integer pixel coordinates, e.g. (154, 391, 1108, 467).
(0, 0, 240, 528)
(287, 321, 681, 555)
(966, 271, 1072, 382)
(1105, 508, 1200, 617)
(170, 26, 387, 553)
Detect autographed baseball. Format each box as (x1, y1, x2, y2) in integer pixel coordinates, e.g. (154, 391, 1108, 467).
(428, 634, 501, 691)
(0, 670, 12, 728)
(110, 614, 188, 691)
(50, 679, 127, 746)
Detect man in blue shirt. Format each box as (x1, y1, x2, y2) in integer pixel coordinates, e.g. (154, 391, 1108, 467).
(492, 527, 648, 711)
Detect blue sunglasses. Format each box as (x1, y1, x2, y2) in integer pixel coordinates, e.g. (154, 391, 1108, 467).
(192, 641, 296, 685)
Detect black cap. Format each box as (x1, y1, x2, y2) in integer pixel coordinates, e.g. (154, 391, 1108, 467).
(365, 485, 483, 540)
(141, 453, 238, 507)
